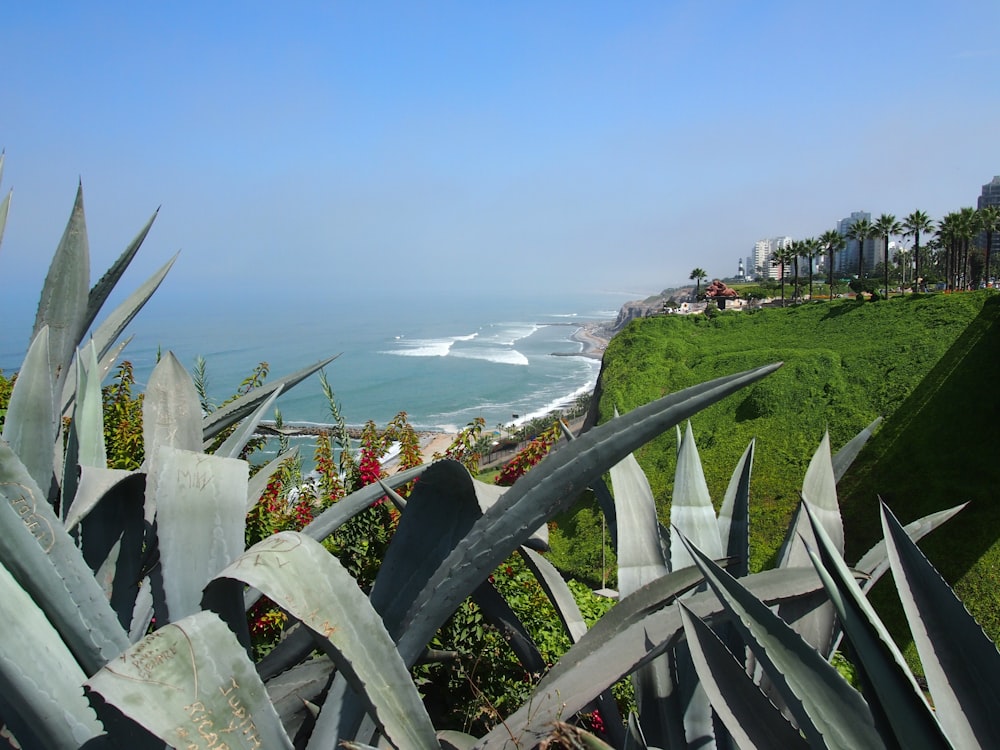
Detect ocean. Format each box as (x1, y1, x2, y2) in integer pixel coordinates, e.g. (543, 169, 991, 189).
(0, 290, 633, 438)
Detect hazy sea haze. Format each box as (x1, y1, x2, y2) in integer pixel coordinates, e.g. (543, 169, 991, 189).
(0, 290, 635, 434)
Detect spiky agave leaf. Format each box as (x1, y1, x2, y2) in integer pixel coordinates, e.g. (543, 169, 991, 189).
(82, 209, 160, 348)
(801, 501, 951, 749)
(0, 189, 9, 252)
(141, 352, 203, 524)
(557, 418, 618, 552)
(677, 533, 882, 750)
(609, 446, 681, 747)
(154, 445, 248, 624)
(670, 422, 724, 572)
(678, 601, 809, 749)
(854, 503, 966, 583)
(202, 356, 338, 442)
(32, 184, 90, 397)
(1, 326, 57, 497)
(71, 467, 146, 629)
(717, 439, 754, 579)
(0, 559, 104, 749)
(0, 438, 129, 674)
(775, 431, 842, 659)
(779, 431, 843, 567)
(213, 385, 283, 459)
(73, 342, 107, 469)
(611, 449, 668, 596)
(397, 362, 782, 669)
(206, 532, 439, 750)
(831, 416, 882, 484)
(86, 610, 294, 749)
(474, 567, 825, 750)
(666, 422, 728, 750)
(881, 501, 1000, 748)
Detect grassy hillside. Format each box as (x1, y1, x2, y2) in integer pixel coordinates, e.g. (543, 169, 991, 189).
(554, 291, 1000, 652)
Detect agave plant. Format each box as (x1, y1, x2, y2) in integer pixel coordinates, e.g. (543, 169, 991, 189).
(1, 167, 995, 750)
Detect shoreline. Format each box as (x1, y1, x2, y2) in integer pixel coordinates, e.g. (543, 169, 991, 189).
(257, 319, 614, 469)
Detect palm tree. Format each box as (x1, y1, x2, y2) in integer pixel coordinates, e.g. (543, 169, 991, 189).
(689, 268, 707, 300)
(873, 213, 902, 298)
(902, 210, 934, 291)
(936, 213, 959, 290)
(846, 217, 874, 281)
(957, 207, 978, 289)
(978, 205, 1000, 287)
(801, 237, 823, 300)
(820, 229, 846, 296)
(790, 240, 802, 301)
(771, 244, 796, 306)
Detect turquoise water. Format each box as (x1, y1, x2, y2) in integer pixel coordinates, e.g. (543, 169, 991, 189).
(1, 290, 631, 434)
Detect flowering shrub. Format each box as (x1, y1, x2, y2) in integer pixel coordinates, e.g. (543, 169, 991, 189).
(494, 422, 563, 486)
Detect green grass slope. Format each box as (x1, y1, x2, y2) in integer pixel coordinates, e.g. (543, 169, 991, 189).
(579, 291, 1000, 648)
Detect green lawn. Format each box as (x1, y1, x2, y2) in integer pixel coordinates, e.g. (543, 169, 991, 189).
(548, 291, 1000, 660)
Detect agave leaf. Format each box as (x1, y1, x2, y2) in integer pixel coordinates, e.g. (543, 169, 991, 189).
(827, 503, 968, 660)
(64, 465, 142, 531)
(717, 439, 754, 579)
(208, 532, 439, 750)
(0, 438, 129, 673)
(518, 546, 631, 749)
(142, 352, 203, 523)
(801, 501, 950, 748)
(370, 460, 483, 638)
(1, 326, 57, 497)
(831, 416, 882, 484)
(678, 601, 809, 749)
(399, 362, 782, 668)
(612, 450, 668, 596)
(474, 567, 825, 750)
(60, 335, 136, 417)
(670, 422, 724, 571)
(774, 433, 842, 658)
(778, 432, 843, 568)
(437, 730, 479, 750)
(0, 189, 10, 252)
(881, 501, 1000, 748)
(154, 446, 248, 623)
(266, 656, 334, 737)
(247, 446, 299, 511)
(0, 559, 103, 748)
(74, 342, 107, 469)
(202, 356, 338, 442)
(520, 546, 588, 642)
(473, 579, 546, 675)
(854, 503, 967, 581)
(300, 463, 428, 543)
(557, 419, 618, 552)
(83, 209, 161, 350)
(87, 610, 293, 749)
(472, 478, 548, 551)
(32, 183, 91, 396)
(214, 385, 283, 459)
(78, 469, 147, 630)
(677, 533, 882, 750)
(609, 447, 683, 749)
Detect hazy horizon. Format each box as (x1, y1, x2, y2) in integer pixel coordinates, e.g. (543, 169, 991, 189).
(3, 2, 999, 318)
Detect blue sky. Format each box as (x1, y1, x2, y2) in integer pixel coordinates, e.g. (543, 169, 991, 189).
(2, 1, 999, 312)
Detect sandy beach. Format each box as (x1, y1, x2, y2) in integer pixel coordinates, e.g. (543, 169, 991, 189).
(388, 320, 611, 473)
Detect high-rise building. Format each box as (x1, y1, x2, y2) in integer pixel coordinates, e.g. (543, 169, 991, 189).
(978, 176, 1000, 210)
(836, 211, 877, 277)
(750, 236, 793, 280)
